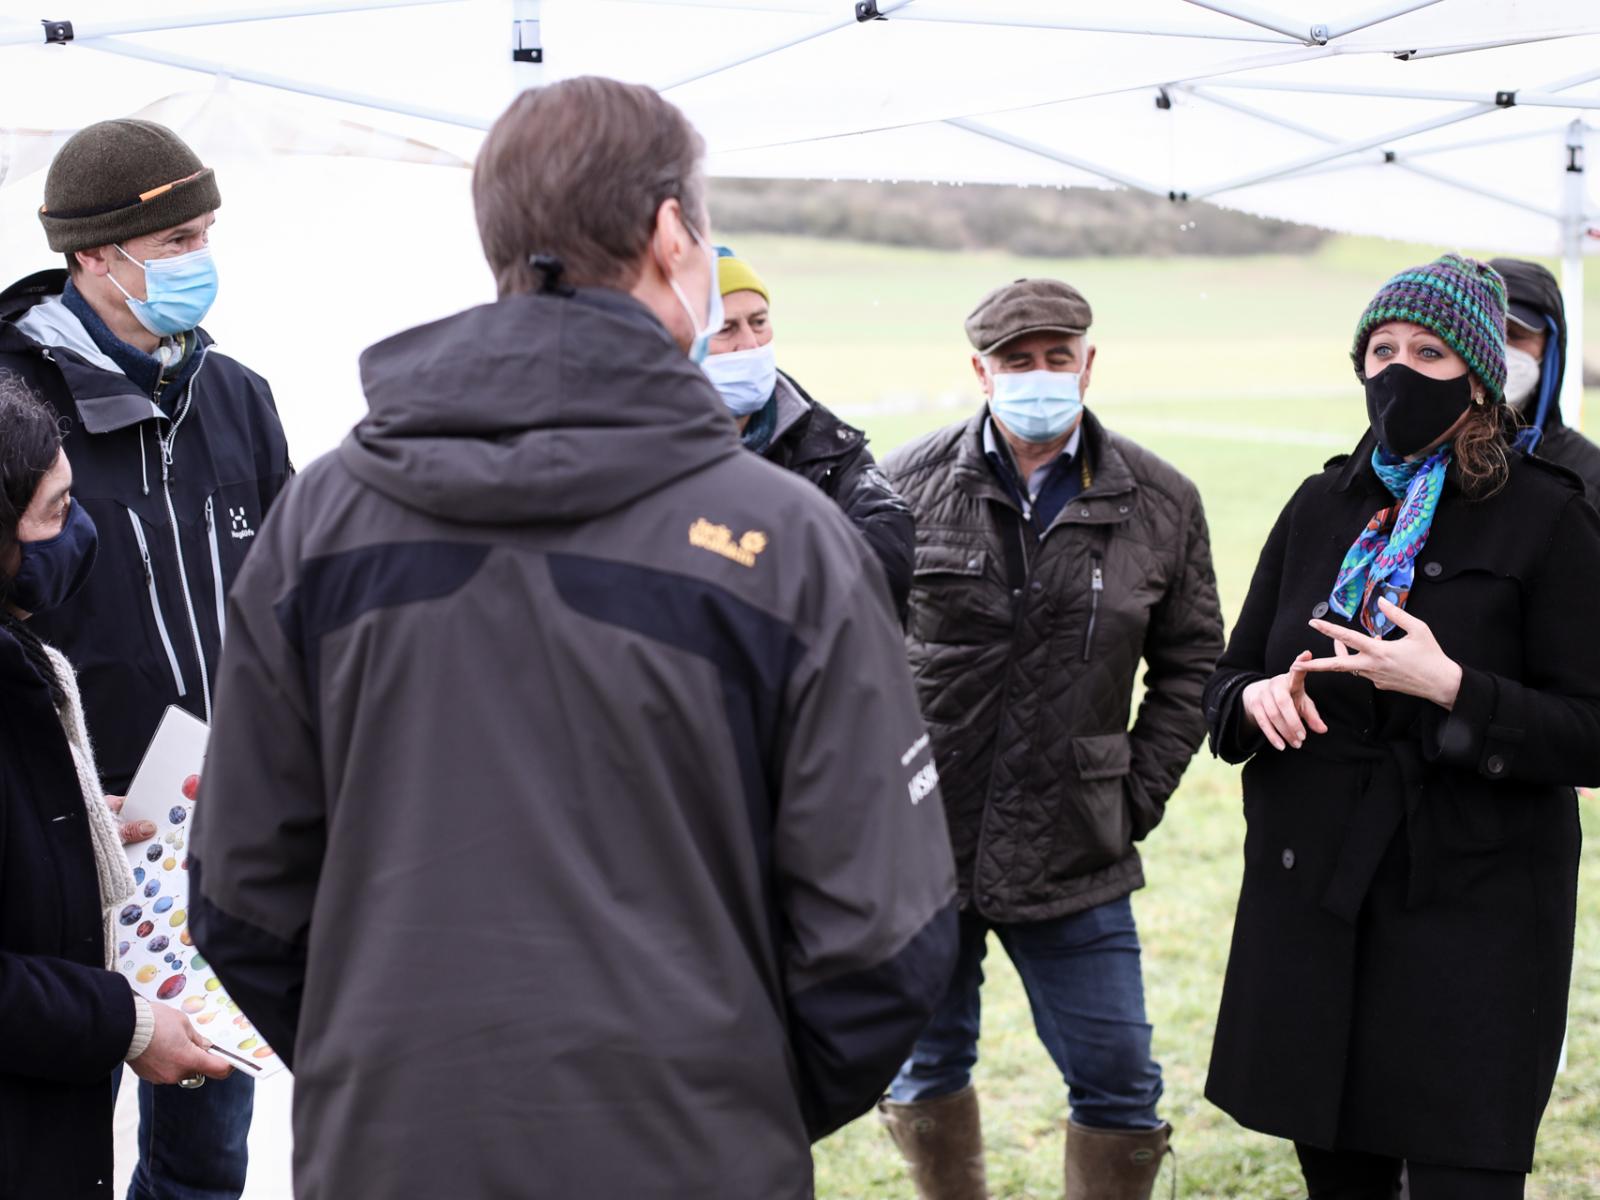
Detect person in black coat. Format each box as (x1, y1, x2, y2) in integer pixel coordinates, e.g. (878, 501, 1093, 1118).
(701, 245, 915, 622)
(1202, 254, 1600, 1200)
(1488, 256, 1600, 500)
(0, 376, 230, 1200)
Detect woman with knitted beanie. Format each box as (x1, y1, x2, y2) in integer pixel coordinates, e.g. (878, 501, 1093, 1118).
(0, 373, 230, 1198)
(1201, 254, 1600, 1198)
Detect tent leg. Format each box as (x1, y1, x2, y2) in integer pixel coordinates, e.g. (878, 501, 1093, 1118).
(1560, 119, 1587, 431)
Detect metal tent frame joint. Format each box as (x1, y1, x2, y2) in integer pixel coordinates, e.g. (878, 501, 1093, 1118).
(1495, 90, 1517, 108)
(41, 19, 74, 45)
(855, 2, 883, 21)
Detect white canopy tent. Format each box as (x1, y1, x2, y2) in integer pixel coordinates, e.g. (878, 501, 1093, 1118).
(1, 0, 1597, 456)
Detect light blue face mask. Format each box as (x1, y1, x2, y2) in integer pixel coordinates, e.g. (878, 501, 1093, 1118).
(702, 341, 777, 417)
(665, 226, 724, 365)
(988, 367, 1083, 443)
(109, 243, 219, 337)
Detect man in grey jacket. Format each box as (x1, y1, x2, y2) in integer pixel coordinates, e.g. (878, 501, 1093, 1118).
(189, 77, 958, 1200)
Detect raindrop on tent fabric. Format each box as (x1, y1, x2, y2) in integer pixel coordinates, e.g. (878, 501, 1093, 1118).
(119, 905, 141, 925)
(136, 920, 155, 937)
(156, 975, 187, 1000)
(147, 936, 169, 954)
(169, 807, 187, 826)
(144, 880, 161, 897)
(153, 897, 174, 914)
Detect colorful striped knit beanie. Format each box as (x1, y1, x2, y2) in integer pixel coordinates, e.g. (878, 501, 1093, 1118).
(1351, 253, 1508, 403)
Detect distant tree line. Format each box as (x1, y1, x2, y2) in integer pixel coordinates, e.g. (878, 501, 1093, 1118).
(707, 178, 1329, 258)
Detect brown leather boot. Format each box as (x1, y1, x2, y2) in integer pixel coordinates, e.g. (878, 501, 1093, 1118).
(877, 1086, 990, 1200)
(1063, 1119, 1173, 1200)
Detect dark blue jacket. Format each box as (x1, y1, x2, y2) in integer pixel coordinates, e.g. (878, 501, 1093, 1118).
(0, 627, 135, 1199)
(0, 270, 292, 790)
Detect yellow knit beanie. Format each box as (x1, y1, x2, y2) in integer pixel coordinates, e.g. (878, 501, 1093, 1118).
(715, 245, 769, 302)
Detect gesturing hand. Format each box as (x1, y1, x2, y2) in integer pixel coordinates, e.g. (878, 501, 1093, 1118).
(1241, 651, 1329, 751)
(105, 794, 156, 845)
(1299, 597, 1463, 710)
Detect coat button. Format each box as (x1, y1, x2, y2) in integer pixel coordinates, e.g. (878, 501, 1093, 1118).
(1486, 754, 1505, 776)
(1118, 504, 1130, 514)
(1030, 580, 1043, 593)
(1312, 602, 1329, 619)
(1011, 588, 1023, 599)
(966, 557, 980, 570)
(836, 428, 851, 440)
(1423, 561, 1442, 578)
(1281, 849, 1296, 869)
(1079, 507, 1091, 517)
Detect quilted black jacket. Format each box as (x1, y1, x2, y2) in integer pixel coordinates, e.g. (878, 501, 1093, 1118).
(883, 407, 1224, 921)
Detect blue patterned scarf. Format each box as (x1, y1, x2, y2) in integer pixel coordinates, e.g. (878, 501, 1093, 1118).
(1329, 445, 1450, 637)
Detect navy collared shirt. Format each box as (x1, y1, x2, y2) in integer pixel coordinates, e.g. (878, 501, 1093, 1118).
(983, 415, 1086, 534)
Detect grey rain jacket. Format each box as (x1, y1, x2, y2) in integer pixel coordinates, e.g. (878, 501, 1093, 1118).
(189, 287, 959, 1200)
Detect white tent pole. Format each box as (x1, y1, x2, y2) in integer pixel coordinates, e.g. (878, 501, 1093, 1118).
(1179, 0, 1316, 43)
(1182, 85, 1563, 219)
(945, 116, 1167, 194)
(0, 0, 463, 47)
(1323, 0, 1445, 40)
(1189, 101, 1497, 199)
(1560, 119, 1587, 430)
(656, 0, 915, 93)
(77, 37, 492, 129)
(1203, 78, 1600, 109)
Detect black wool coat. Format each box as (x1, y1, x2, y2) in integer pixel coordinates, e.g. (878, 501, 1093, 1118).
(1203, 434, 1600, 1172)
(0, 629, 136, 1199)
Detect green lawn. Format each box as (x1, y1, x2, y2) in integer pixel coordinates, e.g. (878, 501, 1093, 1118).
(730, 232, 1600, 1198)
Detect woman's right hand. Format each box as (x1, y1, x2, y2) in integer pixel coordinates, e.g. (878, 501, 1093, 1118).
(1241, 651, 1328, 751)
(129, 1002, 234, 1086)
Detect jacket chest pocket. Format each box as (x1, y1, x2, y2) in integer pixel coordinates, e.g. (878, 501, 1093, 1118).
(909, 543, 1011, 645)
(1409, 557, 1524, 677)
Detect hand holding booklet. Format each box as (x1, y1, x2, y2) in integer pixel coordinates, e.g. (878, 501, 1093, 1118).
(116, 706, 285, 1079)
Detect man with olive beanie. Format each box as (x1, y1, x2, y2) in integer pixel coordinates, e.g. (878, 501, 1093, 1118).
(0, 118, 290, 1200)
(702, 245, 914, 621)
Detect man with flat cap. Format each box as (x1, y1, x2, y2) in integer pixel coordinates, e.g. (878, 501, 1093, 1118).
(1489, 256, 1600, 499)
(0, 119, 290, 1199)
(879, 279, 1223, 1199)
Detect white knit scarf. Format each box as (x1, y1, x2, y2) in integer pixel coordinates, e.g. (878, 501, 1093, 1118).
(41, 643, 138, 969)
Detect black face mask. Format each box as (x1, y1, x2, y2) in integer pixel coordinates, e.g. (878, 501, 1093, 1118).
(1364, 363, 1473, 457)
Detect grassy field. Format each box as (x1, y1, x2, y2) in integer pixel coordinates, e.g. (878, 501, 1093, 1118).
(729, 233, 1600, 1198)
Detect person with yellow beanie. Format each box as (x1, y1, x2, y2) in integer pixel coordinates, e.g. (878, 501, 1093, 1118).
(704, 245, 914, 620)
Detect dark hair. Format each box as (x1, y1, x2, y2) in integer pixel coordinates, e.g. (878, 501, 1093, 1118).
(0, 370, 67, 702)
(1453, 400, 1513, 500)
(472, 76, 708, 297)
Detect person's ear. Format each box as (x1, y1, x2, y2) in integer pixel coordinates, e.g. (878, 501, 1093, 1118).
(75, 245, 115, 280)
(1079, 342, 1096, 397)
(972, 353, 993, 399)
(648, 198, 693, 285)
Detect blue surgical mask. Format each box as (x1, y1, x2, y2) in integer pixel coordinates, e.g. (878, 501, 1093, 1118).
(109, 244, 219, 337)
(10, 498, 98, 615)
(703, 341, 777, 417)
(666, 227, 724, 365)
(989, 368, 1083, 443)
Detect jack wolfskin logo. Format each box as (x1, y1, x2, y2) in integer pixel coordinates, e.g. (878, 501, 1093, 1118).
(689, 518, 767, 568)
(229, 507, 256, 541)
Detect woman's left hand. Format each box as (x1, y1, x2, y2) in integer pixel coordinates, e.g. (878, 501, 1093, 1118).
(106, 794, 157, 845)
(1299, 597, 1464, 710)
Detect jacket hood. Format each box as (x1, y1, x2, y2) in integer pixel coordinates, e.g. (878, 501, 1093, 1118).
(1, 270, 122, 374)
(343, 287, 741, 525)
(1489, 256, 1568, 430)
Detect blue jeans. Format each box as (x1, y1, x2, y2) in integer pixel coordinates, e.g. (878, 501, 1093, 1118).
(888, 895, 1163, 1130)
(114, 1068, 254, 1200)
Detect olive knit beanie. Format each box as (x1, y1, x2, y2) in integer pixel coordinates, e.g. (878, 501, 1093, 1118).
(39, 119, 221, 253)
(1351, 252, 1508, 403)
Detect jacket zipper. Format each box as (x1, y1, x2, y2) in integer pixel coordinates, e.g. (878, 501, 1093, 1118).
(1082, 554, 1103, 662)
(204, 497, 227, 641)
(156, 351, 213, 723)
(127, 510, 187, 697)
